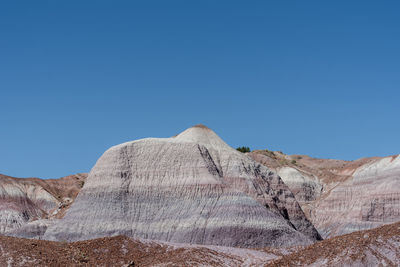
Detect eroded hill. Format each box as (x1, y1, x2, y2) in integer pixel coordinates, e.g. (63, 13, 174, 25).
(43, 125, 320, 247)
(249, 150, 400, 238)
(0, 173, 87, 237)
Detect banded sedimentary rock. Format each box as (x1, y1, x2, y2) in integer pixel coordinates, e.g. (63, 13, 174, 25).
(249, 150, 400, 238)
(43, 125, 321, 247)
(0, 173, 87, 236)
(314, 155, 400, 237)
(276, 167, 322, 218)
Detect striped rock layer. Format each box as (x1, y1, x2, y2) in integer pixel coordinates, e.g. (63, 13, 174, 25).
(249, 150, 400, 238)
(0, 173, 87, 236)
(43, 125, 321, 247)
(314, 155, 400, 237)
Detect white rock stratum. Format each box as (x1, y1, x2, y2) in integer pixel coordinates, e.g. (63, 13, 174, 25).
(43, 125, 321, 247)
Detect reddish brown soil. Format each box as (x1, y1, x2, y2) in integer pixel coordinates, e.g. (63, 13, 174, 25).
(0, 235, 249, 266)
(1, 222, 399, 266)
(268, 221, 400, 266)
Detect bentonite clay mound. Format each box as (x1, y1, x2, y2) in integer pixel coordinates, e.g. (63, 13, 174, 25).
(0, 173, 87, 237)
(249, 150, 400, 238)
(43, 125, 321, 247)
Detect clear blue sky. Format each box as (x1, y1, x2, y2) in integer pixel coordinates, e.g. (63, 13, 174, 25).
(1, 1, 399, 178)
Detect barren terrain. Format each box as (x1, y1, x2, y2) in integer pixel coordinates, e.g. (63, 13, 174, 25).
(0, 221, 399, 266)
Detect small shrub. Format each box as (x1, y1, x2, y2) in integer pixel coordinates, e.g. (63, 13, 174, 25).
(279, 159, 288, 165)
(291, 160, 297, 165)
(236, 146, 251, 153)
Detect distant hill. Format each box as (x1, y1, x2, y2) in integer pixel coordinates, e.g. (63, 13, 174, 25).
(249, 150, 400, 238)
(0, 173, 87, 237)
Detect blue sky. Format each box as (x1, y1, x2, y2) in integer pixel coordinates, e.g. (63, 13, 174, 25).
(1, 1, 399, 178)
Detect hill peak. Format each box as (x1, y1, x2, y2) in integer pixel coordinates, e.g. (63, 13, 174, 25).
(173, 124, 231, 150)
(192, 124, 211, 130)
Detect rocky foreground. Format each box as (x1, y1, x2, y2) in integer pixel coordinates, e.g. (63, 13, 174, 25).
(0, 221, 399, 266)
(268, 221, 400, 267)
